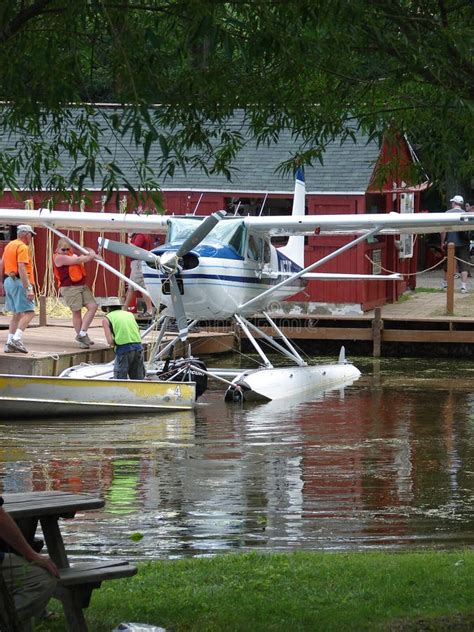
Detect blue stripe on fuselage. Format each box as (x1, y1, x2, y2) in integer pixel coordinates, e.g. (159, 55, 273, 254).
(144, 272, 305, 287)
(147, 242, 304, 287)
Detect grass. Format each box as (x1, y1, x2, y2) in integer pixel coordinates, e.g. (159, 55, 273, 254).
(396, 288, 441, 303)
(412, 287, 441, 294)
(38, 551, 474, 631)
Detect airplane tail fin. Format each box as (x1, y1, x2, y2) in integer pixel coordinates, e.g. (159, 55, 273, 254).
(279, 166, 305, 268)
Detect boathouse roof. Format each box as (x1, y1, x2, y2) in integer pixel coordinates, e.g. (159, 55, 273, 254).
(1, 108, 384, 194)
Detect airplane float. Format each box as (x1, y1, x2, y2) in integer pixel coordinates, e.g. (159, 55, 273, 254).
(0, 168, 472, 402)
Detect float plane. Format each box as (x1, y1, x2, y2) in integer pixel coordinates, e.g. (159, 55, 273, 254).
(0, 169, 472, 402)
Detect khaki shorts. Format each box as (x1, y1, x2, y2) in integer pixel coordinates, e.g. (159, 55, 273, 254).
(129, 259, 145, 287)
(61, 285, 97, 312)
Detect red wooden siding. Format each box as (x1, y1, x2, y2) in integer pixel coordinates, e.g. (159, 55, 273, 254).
(0, 133, 422, 310)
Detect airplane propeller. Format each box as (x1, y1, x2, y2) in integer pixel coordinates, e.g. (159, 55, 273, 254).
(98, 238, 160, 267)
(98, 210, 226, 340)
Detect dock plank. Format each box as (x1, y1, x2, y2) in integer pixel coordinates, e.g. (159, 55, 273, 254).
(0, 315, 236, 375)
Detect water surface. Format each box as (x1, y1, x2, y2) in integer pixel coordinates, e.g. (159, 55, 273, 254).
(1, 357, 473, 560)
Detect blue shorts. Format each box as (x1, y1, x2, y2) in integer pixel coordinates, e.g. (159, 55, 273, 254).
(4, 277, 35, 313)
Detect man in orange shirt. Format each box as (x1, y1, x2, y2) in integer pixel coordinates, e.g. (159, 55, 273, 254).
(0, 224, 37, 353)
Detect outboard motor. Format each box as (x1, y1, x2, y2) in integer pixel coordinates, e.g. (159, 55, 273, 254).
(158, 357, 208, 399)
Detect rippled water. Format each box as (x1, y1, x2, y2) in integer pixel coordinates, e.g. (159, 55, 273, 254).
(1, 356, 473, 560)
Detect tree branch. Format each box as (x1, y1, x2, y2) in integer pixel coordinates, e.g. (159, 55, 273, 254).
(0, 0, 54, 45)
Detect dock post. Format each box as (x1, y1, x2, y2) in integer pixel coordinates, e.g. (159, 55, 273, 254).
(446, 242, 455, 315)
(39, 296, 47, 326)
(372, 307, 382, 357)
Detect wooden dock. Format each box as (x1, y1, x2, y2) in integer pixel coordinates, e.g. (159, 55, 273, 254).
(1, 283, 473, 376)
(246, 284, 474, 357)
(245, 310, 474, 357)
(0, 316, 237, 376)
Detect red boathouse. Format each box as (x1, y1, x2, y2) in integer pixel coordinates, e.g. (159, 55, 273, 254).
(0, 112, 425, 313)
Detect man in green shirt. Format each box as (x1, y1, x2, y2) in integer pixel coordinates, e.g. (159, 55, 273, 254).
(101, 297, 145, 379)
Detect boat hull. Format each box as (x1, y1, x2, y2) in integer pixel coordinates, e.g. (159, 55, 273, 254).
(226, 363, 361, 402)
(0, 374, 195, 417)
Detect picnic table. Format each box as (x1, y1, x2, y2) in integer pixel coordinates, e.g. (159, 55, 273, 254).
(3, 491, 137, 632)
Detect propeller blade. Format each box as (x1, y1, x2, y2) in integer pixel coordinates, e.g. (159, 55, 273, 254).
(98, 237, 159, 266)
(169, 275, 188, 341)
(176, 210, 226, 257)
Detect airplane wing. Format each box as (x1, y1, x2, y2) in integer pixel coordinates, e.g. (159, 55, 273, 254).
(0, 208, 170, 234)
(244, 212, 474, 236)
(0, 208, 472, 236)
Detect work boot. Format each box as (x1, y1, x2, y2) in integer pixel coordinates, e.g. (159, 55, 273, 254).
(75, 333, 92, 348)
(8, 339, 28, 353)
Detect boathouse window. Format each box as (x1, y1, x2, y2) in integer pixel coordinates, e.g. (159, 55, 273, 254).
(372, 250, 382, 275)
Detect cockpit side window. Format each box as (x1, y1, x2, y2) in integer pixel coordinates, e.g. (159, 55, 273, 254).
(263, 239, 271, 263)
(247, 234, 263, 261)
(228, 225, 245, 256)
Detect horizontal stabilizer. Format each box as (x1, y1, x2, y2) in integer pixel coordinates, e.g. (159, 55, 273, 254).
(302, 273, 402, 281)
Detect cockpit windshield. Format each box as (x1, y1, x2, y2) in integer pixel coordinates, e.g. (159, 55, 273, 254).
(167, 218, 246, 256)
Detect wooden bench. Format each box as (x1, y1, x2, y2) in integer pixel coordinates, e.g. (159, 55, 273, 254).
(3, 492, 138, 632)
(56, 561, 137, 631)
(0, 559, 137, 632)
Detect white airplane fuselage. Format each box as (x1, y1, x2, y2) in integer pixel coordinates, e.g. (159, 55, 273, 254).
(143, 240, 306, 319)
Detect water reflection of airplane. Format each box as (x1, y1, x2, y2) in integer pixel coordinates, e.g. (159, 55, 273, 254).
(241, 377, 358, 426)
(1, 169, 473, 403)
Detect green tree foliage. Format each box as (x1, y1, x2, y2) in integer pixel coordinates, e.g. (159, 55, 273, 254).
(0, 1, 472, 197)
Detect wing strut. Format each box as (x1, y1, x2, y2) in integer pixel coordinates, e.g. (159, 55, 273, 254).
(234, 314, 273, 368)
(44, 224, 153, 300)
(238, 227, 382, 312)
(237, 313, 307, 367)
